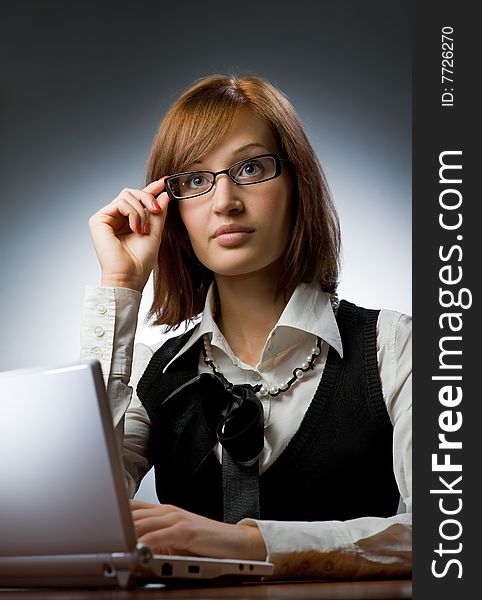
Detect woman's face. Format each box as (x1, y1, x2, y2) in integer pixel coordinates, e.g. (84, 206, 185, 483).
(178, 110, 293, 281)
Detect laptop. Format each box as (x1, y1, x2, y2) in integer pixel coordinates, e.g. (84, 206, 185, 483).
(0, 359, 274, 589)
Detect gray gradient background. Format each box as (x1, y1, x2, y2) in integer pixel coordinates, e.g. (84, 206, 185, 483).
(1, 2, 411, 499)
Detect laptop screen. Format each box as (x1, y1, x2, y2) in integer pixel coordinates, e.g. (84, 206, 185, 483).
(0, 360, 137, 557)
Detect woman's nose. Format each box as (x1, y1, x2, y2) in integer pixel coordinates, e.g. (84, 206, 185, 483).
(211, 174, 244, 214)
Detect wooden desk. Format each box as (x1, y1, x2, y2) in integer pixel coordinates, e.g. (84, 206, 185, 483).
(0, 579, 411, 599)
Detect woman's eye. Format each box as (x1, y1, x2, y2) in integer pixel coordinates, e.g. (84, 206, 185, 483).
(239, 161, 263, 178)
(187, 174, 207, 188)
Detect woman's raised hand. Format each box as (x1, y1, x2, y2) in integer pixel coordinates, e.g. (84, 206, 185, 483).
(89, 178, 170, 292)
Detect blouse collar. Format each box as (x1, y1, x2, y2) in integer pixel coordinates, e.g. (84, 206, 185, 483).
(162, 282, 343, 373)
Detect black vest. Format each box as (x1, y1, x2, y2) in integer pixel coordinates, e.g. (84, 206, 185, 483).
(137, 300, 400, 522)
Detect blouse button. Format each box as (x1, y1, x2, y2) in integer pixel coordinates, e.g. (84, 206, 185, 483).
(97, 303, 107, 315)
(91, 346, 103, 358)
(324, 560, 334, 572)
(93, 326, 105, 337)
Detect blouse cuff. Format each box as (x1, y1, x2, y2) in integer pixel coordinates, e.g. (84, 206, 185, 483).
(80, 285, 142, 385)
(238, 518, 355, 579)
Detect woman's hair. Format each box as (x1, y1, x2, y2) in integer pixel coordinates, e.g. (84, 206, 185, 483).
(145, 74, 341, 329)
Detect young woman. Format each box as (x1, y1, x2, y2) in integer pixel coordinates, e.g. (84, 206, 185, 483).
(82, 74, 412, 579)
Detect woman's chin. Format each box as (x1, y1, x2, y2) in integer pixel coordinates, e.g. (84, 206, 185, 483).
(208, 256, 285, 280)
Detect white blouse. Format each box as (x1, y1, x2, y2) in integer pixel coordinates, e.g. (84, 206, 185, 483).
(80, 283, 412, 580)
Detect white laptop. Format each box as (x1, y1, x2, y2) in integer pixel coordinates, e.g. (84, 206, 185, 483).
(0, 359, 273, 589)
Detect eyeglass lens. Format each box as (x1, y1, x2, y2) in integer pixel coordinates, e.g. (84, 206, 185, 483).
(169, 155, 277, 199)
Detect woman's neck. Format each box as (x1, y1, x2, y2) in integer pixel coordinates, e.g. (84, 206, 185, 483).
(213, 266, 293, 366)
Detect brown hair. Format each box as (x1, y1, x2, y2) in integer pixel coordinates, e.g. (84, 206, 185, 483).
(145, 74, 341, 329)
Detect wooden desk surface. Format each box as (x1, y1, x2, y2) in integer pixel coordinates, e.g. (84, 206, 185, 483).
(0, 579, 411, 599)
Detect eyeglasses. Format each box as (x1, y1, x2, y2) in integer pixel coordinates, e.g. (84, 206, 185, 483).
(164, 153, 287, 200)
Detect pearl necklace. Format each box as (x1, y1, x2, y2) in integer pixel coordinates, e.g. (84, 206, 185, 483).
(201, 293, 339, 399)
(202, 334, 322, 398)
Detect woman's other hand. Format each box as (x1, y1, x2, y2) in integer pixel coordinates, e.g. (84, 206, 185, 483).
(130, 499, 267, 561)
(88, 178, 170, 292)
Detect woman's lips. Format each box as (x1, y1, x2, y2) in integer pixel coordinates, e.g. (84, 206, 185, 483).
(215, 231, 253, 247)
(212, 224, 254, 247)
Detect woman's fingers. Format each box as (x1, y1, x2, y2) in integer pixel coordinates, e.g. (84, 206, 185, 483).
(110, 190, 155, 232)
(129, 500, 267, 560)
(133, 514, 180, 540)
(132, 510, 196, 556)
(142, 178, 171, 234)
(130, 499, 157, 510)
(130, 503, 188, 553)
(92, 178, 170, 236)
(130, 502, 231, 558)
(143, 176, 169, 196)
(131, 502, 179, 527)
(118, 187, 166, 215)
(107, 196, 145, 234)
(87, 176, 171, 292)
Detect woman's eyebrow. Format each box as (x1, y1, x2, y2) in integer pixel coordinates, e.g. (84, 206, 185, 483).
(232, 142, 269, 155)
(189, 143, 269, 168)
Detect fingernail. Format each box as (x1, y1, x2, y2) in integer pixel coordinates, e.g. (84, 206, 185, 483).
(143, 222, 150, 235)
(136, 224, 142, 234)
(152, 200, 161, 211)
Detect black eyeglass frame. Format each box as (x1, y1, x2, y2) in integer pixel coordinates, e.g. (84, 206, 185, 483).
(164, 153, 288, 200)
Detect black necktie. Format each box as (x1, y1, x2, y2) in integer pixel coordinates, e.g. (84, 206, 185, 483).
(162, 372, 264, 523)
